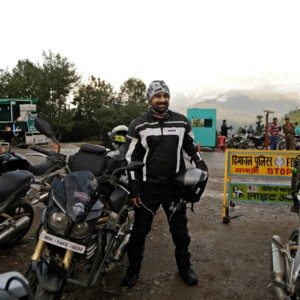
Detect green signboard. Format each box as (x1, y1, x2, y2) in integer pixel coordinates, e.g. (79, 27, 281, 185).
(228, 182, 291, 203)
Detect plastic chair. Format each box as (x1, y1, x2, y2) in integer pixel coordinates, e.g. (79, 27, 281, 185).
(217, 135, 227, 152)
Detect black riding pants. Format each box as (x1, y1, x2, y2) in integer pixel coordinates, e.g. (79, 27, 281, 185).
(126, 182, 190, 267)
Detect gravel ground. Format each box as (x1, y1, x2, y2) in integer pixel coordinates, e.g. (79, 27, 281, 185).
(0, 149, 297, 299)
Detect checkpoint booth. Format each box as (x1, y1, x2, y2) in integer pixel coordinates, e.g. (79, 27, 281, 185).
(222, 149, 298, 223)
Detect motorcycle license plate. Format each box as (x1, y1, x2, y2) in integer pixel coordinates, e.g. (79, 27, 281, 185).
(39, 232, 86, 254)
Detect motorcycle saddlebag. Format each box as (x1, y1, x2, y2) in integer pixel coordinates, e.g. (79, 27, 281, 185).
(67, 144, 108, 176)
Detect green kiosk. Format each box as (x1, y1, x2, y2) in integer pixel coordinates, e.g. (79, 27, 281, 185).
(0, 98, 47, 145)
(187, 108, 217, 148)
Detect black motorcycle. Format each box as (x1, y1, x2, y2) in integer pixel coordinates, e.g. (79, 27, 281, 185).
(26, 117, 144, 299)
(27, 161, 143, 299)
(0, 118, 68, 206)
(0, 169, 34, 247)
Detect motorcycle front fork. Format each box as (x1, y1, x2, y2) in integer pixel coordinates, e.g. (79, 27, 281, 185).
(31, 231, 74, 270)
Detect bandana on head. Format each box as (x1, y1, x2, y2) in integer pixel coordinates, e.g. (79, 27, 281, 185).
(146, 80, 170, 102)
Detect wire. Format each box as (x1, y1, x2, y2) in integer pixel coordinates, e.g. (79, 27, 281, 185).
(168, 199, 185, 222)
(140, 202, 155, 218)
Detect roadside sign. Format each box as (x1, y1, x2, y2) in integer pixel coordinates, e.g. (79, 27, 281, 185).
(222, 149, 298, 224)
(228, 182, 291, 203)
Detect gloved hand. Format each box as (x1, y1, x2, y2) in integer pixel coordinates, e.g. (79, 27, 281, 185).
(195, 160, 208, 172)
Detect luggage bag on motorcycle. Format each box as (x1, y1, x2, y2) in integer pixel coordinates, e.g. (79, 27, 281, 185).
(68, 144, 108, 176)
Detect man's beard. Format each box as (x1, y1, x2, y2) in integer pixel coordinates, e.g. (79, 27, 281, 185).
(151, 102, 169, 113)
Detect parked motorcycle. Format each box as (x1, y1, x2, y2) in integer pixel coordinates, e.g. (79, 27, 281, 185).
(243, 133, 265, 150)
(226, 130, 243, 149)
(0, 169, 34, 247)
(271, 154, 300, 299)
(227, 131, 264, 150)
(26, 117, 144, 299)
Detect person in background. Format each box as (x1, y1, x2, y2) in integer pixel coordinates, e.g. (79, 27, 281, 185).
(247, 125, 255, 134)
(220, 120, 231, 137)
(268, 117, 280, 150)
(283, 117, 295, 150)
(123, 80, 208, 288)
(294, 122, 300, 138)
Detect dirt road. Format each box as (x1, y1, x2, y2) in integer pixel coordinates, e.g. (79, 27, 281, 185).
(0, 150, 297, 299)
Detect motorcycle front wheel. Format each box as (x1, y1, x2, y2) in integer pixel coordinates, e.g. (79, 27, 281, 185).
(255, 142, 265, 150)
(0, 199, 34, 247)
(35, 283, 62, 300)
(289, 229, 299, 258)
(278, 141, 286, 150)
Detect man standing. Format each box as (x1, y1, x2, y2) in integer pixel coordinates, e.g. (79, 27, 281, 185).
(221, 120, 231, 137)
(123, 80, 208, 288)
(283, 117, 295, 150)
(268, 117, 280, 150)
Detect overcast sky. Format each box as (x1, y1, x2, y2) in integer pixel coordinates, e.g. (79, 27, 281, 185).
(1, 0, 300, 93)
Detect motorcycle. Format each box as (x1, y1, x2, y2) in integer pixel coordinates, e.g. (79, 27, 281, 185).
(227, 133, 264, 149)
(245, 133, 265, 150)
(271, 154, 300, 299)
(0, 117, 69, 248)
(0, 169, 34, 247)
(26, 118, 144, 299)
(0, 118, 68, 206)
(226, 130, 243, 149)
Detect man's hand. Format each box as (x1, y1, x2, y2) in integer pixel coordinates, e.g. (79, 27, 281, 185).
(131, 197, 142, 208)
(196, 160, 208, 172)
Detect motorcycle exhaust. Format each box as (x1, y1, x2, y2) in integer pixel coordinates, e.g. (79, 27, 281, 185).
(113, 233, 130, 262)
(0, 216, 30, 243)
(271, 235, 289, 298)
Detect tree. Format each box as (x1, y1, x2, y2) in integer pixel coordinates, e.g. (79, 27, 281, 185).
(118, 78, 147, 105)
(0, 60, 41, 99)
(73, 76, 117, 141)
(38, 50, 80, 125)
(0, 69, 11, 98)
(255, 115, 264, 134)
(117, 78, 148, 126)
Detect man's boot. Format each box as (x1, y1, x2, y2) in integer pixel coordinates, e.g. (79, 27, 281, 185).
(175, 250, 198, 286)
(122, 263, 141, 288)
(123, 248, 143, 288)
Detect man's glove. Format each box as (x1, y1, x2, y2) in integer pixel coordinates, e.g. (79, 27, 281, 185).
(195, 160, 208, 172)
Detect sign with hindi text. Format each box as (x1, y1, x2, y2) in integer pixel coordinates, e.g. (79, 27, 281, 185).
(228, 182, 291, 203)
(228, 150, 299, 177)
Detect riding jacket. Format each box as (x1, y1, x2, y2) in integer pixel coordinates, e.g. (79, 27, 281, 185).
(125, 108, 203, 186)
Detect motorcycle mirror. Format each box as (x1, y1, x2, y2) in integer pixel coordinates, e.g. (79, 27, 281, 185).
(34, 115, 58, 142)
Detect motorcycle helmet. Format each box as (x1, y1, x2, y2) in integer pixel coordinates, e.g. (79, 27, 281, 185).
(109, 125, 128, 150)
(174, 168, 208, 202)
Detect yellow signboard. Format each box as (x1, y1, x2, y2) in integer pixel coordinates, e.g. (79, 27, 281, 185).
(228, 149, 299, 177)
(222, 149, 299, 224)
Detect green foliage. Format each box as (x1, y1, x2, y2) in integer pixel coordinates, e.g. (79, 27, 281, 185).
(0, 52, 149, 144)
(255, 115, 264, 134)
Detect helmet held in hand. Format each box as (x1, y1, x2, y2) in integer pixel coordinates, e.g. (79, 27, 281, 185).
(174, 168, 208, 202)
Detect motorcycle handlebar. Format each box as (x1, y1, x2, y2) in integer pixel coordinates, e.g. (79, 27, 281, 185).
(30, 145, 56, 157)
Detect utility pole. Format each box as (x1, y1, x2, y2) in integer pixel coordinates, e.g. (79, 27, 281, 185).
(263, 109, 274, 150)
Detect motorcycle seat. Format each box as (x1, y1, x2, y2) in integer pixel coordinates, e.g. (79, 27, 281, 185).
(0, 170, 33, 202)
(28, 160, 54, 176)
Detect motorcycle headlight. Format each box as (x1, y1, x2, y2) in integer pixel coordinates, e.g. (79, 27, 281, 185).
(48, 212, 70, 236)
(70, 222, 91, 239)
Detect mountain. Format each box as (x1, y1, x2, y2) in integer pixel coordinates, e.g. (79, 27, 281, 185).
(170, 89, 300, 130)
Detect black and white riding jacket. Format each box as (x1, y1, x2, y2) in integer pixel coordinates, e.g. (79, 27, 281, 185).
(125, 108, 203, 185)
